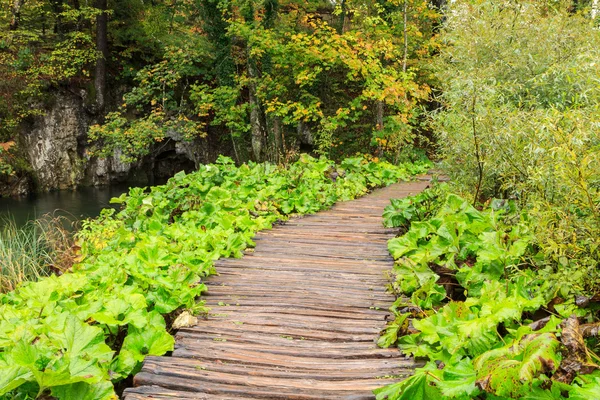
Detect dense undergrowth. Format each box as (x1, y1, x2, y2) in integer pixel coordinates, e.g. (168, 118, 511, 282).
(434, 0, 600, 289)
(0, 216, 74, 293)
(374, 2, 600, 398)
(376, 185, 600, 399)
(0, 155, 429, 399)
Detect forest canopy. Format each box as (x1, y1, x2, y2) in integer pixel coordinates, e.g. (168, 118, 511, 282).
(0, 0, 439, 173)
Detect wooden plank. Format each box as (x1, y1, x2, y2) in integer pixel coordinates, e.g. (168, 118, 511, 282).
(141, 357, 414, 380)
(212, 261, 392, 275)
(204, 285, 393, 300)
(174, 320, 380, 341)
(135, 365, 400, 391)
(130, 373, 370, 399)
(176, 338, 398, 359)
(197, 313, 385, 333)
(202, 299, 392, 314)
(253, 232, 390, 242)
(203, 305, 389, 320)
(212, 269, 390, 285)
(124, 386, 260, 400)
(161, 349, 402, 372)
(203, 295, 392, 311)
(175, 331, 384, 349)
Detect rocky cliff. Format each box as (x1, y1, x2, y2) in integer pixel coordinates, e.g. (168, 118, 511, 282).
(19, 91, 131, 192)
(14, 90, 211, 196)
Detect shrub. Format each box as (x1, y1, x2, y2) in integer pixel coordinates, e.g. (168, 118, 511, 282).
(432, 0, 600, 292)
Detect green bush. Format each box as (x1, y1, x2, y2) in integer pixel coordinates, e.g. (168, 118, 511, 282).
(376, 1, 600, 398)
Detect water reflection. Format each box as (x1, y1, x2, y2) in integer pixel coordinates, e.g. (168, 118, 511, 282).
(0, 184, 136, 228)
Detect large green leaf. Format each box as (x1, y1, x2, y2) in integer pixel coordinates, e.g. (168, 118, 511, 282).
(51, 381, 117, 400)
(474, 333, 561, 397)
(0, 365, 33, 395)
(121, 326, 175, 362)
(206, 186, 231, 203)
(435, 358, 480, 398)
(570, 377, 600, 400)
(55, 316, 113, 362)
(374, 363, 442, 400)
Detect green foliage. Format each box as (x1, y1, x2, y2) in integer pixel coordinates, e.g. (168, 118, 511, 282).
(433, 0, 600, 290)
(382, 182, 446, 229)
(0, 147, 14, 176)
(89, 40, 212, 162)
(473, 333, 561, 398)
(376, 2, 600, 399)
(375, 190, 600, 399)
(0, 1, 101, 144)
(87, 0, 439, 163)
(374, 362, 442, 400)
(0, 155, 429, 398)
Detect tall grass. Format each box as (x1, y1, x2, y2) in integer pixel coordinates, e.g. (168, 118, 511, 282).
(0, 215, 75, 293)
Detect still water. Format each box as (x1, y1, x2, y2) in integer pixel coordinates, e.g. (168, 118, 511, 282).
(0, 184, 135, 228)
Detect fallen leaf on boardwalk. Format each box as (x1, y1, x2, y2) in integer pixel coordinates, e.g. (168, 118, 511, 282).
(172, 311, 198, 329)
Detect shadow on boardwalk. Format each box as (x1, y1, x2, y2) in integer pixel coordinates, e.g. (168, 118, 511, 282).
(123, 180, 429, 400)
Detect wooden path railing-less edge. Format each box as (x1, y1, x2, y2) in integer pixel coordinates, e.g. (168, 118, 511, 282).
(123, 180, 429, 400)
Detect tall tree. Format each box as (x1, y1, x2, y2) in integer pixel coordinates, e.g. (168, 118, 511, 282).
(88, 0, 439, 164)
(94, 0, 108, 113)
(9, 0, 25, 30)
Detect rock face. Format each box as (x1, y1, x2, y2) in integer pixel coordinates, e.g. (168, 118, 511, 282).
(18, 91, 135, 192)
(21, 92, 89, 191)
(0, 174, 31, 197)
(17, 90, 223, 195)
(87, 148, 133, 187)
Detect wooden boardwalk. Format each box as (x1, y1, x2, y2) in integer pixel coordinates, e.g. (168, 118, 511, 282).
(123, 180, 428, 400)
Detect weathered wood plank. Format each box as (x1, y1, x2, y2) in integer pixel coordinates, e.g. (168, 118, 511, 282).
(202, 295, 392, 310)
(176, 338, 399, 359)
(174, 331, 384, 349)
(203, 305, 389, 320)
(141, 357, 414, 380)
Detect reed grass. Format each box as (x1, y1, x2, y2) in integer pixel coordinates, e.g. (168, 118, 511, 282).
(0, 215, 75, 292)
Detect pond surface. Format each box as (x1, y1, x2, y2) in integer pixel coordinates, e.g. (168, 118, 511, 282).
(0, 184, 135, 228)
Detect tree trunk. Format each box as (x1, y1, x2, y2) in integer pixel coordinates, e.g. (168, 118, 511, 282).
(9, 0, 25, 30)
(402, 0, 408, 73)
(72, 0, 83, 31)
(337, 0, 346, 33)
(94, 0, 108, 113)
(248, 57, 265, 161)
(593, 0, 599, 19)
(376, 101, 384, 131)
(52, 0, 64, 35)
(272, 116, 283, 163)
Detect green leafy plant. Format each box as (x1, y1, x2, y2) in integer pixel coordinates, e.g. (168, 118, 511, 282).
(382, 182, 447, 230)
(0, 155, 429, 399)
(376, 2, 600, 399)
(433, 0, 600, 290)
(376, 190, 600, 399)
